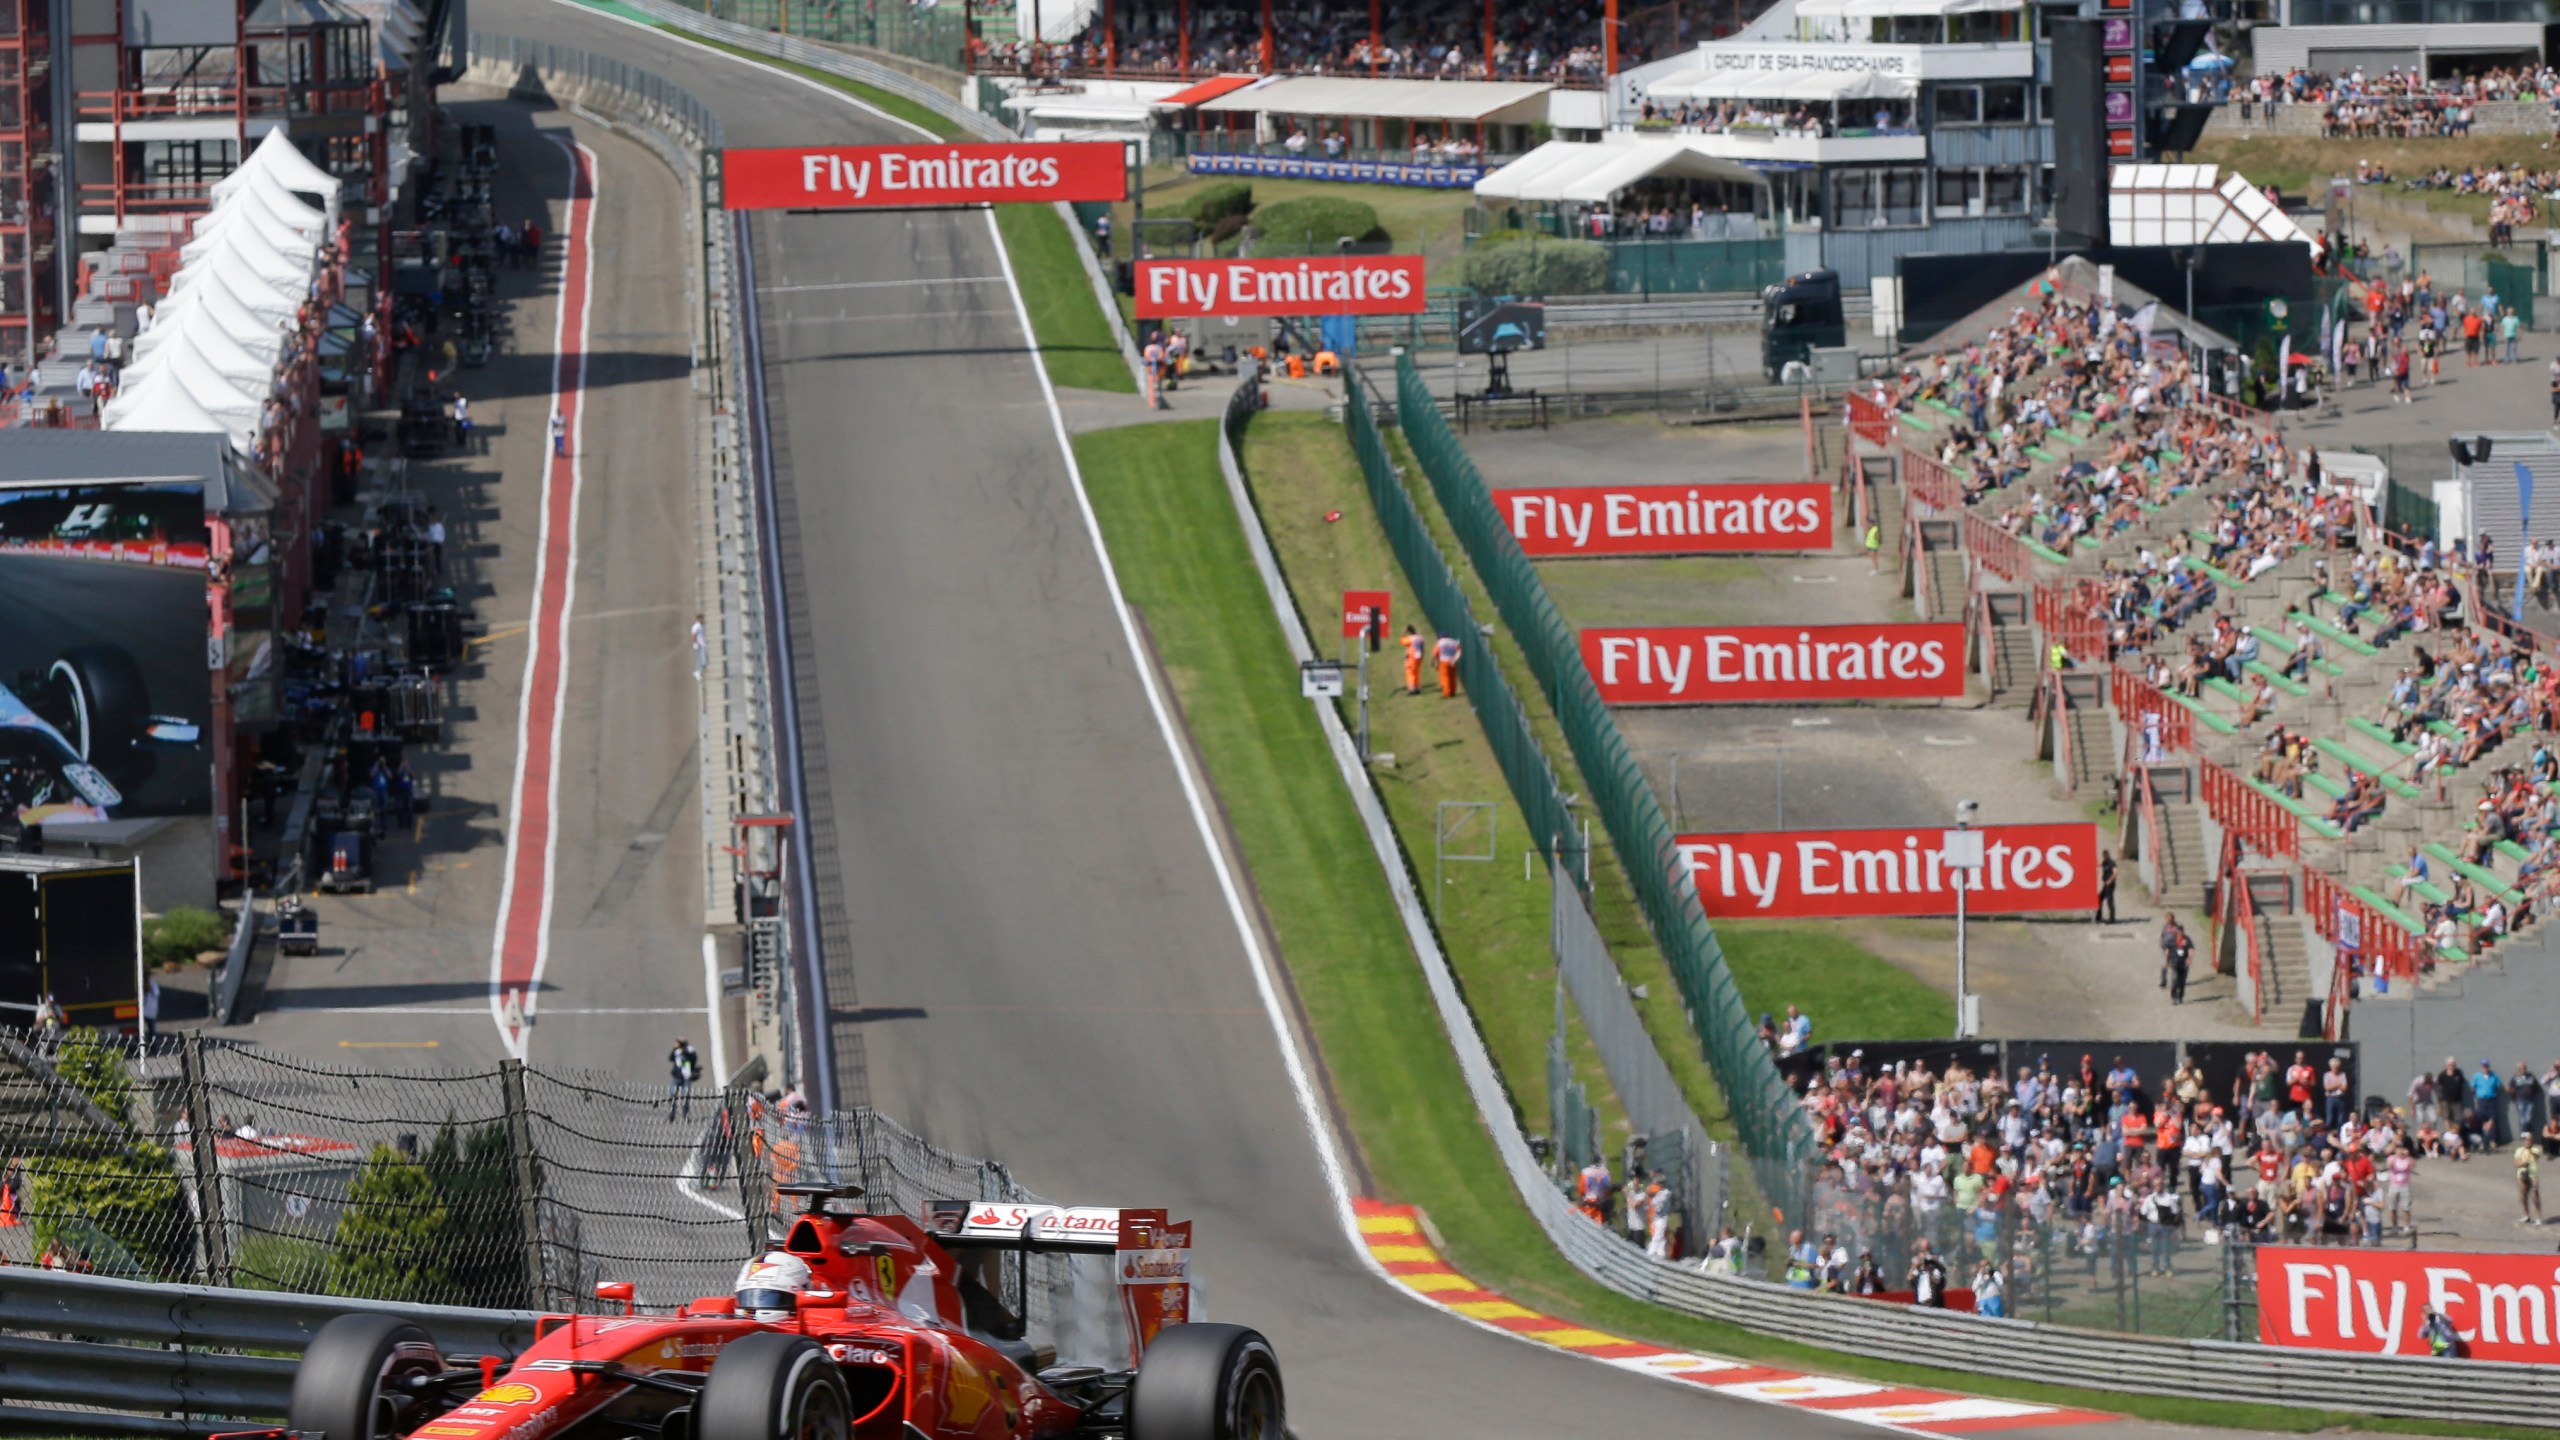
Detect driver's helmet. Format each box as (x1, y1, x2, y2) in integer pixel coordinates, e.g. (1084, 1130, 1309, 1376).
(734, 1252, 812, 1322)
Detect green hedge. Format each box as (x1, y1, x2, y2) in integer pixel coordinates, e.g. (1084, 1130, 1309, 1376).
(1181, 180, 1254, 226)
(1453, 236, 1609, 296)
(1251, 196, 1388, 256)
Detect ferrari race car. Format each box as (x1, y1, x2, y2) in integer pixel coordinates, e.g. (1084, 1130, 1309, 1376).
(0, 643, 200, 824)
(264, 1184, 1279, 1440)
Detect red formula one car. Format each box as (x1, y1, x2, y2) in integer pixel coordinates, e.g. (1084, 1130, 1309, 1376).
(268, 1185, 1279, 1440)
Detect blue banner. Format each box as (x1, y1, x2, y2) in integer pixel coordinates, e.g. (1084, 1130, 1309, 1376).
(1187, 153, 1483, 189)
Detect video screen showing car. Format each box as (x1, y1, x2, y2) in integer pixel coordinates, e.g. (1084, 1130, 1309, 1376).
(0, 481, 212, 824)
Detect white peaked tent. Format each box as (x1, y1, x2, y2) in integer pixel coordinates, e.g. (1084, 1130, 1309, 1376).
(211, 130, 345, 224)
(102, 366, 256, 448)
(182, 193, 320, 264)
(171, 223, 313, 300)
(149, 265, 285, 355)
(165, 247, 302, 325)
(129, 302, 283, 385)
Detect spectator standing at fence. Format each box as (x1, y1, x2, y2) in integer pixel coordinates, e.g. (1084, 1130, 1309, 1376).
(2475, 1060, 2507, 1145)
(1434, 631, 1462, 697)
(2512, 1063, 2543, 1148)
(668, 1036, 702, 1121)
(1907, 1239, 1948, 1306)
(2323, 1057, 2353, 1131)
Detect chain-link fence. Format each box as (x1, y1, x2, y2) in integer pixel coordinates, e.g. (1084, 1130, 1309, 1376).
(1383, 352, 1819, 1215)
(0, 1030, 1123, 1360)
(656, 0, 972, 71)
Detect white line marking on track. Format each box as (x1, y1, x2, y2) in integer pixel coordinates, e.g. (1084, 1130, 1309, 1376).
(759, 276, 1007, 293)
(701, 933, 730, 1081)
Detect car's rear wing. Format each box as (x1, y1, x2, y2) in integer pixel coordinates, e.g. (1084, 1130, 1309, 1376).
(924, 1201, 1151, 1254)
(925, 1202, 1194, 1365)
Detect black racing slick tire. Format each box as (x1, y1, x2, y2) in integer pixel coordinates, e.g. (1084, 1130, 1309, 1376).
(289, 1314, 449, 1440)
(49, 644, 153, 789)
(1127, 1324, 1285, 1440)
(696, 1332, 852, 1440)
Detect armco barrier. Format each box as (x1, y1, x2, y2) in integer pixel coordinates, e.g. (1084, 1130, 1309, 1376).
(0, 1268, 538, 1435)
(1214, 380, 2560, 1427)
(1385, 353, 1816, 1207)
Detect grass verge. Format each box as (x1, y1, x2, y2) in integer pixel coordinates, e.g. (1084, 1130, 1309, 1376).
(1074, 412, 2537, 1439)
(1716, 919, 1954, 1041)
(667, 30, 1135, 394)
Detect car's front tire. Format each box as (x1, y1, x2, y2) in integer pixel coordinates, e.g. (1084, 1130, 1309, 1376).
(48, 644, 153, 789)
(1127, 1323, 1284, 1440)
(695, 1332, 851, 1440)
(289, 1314, 449, 1440)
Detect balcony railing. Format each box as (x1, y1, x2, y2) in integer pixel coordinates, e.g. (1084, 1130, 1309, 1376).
(77, 79, 380, 125)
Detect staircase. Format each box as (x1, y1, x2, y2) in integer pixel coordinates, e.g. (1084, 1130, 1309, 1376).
(2258, 909, 2302, 1018)
(1981, 590, 2034, 704)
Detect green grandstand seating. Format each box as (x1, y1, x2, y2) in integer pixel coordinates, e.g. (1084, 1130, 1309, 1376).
(2164, 689, 2241, 734)
(2420, 843, 2525, 905)
(2246, 661, 2311, 698)
(2309, 738, 2421, 799)
(2245, 775, 2347, 838)
(2348, 717, 2416, 755)
(2295, 612, 2380, 657)
(2251, 628, 2348, 677)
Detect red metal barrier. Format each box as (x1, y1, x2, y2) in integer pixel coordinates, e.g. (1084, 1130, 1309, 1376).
(1901, 447, 1963, 512)
(2032, 577, 2109, 663)
(1964, 512, 2034, 584)
(1845, 392, 1893, 448)
(2303, 864, 2420, 986)
(2201, 756, 2300, 860)
(2110, 665, 2195, 757)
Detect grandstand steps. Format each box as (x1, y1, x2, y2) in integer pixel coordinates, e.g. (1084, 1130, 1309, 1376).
(1920, 549, 1966, 623)
(2258, 909, 2301, 1017)
(2060, 704, 2105, 789)
(1985, 626, 2037, 705)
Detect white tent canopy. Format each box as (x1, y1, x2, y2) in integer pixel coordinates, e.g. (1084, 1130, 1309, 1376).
(210, 131, 342, 225)
(130, 305, 282, 383)
(182, 197, 320, 265)
(101, 366, 255, 448)
(1474, 138, 1768, 203)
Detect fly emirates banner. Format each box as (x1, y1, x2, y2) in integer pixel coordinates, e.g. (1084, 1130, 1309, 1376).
(1584, 623, 1965, 704)
(1502, 483, 1832, 556)
(1675, 825, 2099, 919)
(2258, 1247, 2560, 1362)
(722, 142, 1128, 209)
(1134, 257, 1427, 318)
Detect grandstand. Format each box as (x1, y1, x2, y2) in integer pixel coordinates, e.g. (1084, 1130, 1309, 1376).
(972, 0, 1703, 81)
(1840, 256, 2549, 1052)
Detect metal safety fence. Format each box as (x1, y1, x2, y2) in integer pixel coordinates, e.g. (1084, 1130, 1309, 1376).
(596, 0, 1014, 142)
(1384, 352, 1819, 1211)
(657, 0, 972, 74)
(0, 1030, 1115, 1358)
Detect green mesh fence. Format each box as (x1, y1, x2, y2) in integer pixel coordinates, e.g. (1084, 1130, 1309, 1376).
(1605, 238, 1787, 298)
(1384, 352, 1817, 1212)
(673, 0, 972, 70)
(1548, 1033, 1600, 1175)
(1342, 378, 1583, 875)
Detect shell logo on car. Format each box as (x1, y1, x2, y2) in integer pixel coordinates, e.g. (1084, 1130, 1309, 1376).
(473, 1384, 542, 1406)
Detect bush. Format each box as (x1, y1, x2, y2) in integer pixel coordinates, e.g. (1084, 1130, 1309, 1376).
(329, 1143, 454, 1302)
(1209, 213, 1248, 244)
(144, 906, 228, 968)
(1181, 181, 1254, 226)
(1452, 236, 1609, 296)
(25, 1031, 191, 1279)
(1250, 196, 1388, 256)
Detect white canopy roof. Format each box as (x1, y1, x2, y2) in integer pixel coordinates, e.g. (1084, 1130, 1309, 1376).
(101, 366, 255, 448)
(210, 131, 341, 225)
(183, 196, 320, 265)
(160, 260, 294, 341)
(125, 334, 265, 420)
(167, 243, 306, 321)
(130, 304, 282, 383)
(1199, 75, 1555, 124)
(1474, 137, 1769, 203)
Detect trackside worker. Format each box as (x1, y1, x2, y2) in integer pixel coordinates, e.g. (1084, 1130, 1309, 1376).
(1143, 333, 1167, 410)
(2049, 642, 2069, 672)
(1435, 632, 1462, 698)
(1863, 521, 1882, 573)
(1402, 625, 1424, 694)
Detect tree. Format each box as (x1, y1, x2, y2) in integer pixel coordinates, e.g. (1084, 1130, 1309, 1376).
(24, 1030, 190, 1279)
(424, 1120, 532, 1308)
(328, 1143, 453, 1301)
(1453, 236, 1609, 297)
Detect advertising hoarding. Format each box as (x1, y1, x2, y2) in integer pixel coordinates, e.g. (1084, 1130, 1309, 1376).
(2257, 1247, 2560, 1361)
(0, 481, 212, 824)
(1133, 257, 1428, 318)
(722, 142, 1129, 210)
(1500, 483, 1832, 557)
(1673, 824, 2100, 917)
(1583, 623, 1966, 703)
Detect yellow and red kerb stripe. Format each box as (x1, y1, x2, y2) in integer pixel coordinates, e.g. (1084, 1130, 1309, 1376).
(1352, 1200, 2114, 1436)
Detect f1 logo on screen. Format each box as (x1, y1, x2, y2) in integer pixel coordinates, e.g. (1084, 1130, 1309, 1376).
(722, 143, 1128, 209)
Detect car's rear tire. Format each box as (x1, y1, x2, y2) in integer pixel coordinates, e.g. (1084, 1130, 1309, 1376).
(1128, 1323, 1284, 1440)
(695, 1332, 851, 1440)
(289, 1314, 449, 1440)
(48, 644, 153, 789)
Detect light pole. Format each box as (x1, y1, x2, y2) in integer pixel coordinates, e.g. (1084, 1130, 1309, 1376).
(1948, 800, 1982, 1038)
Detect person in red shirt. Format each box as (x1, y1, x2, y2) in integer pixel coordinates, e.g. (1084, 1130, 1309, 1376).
(2287, 1051, 2316, 1115)
(2254, 1142, 2284, 1204)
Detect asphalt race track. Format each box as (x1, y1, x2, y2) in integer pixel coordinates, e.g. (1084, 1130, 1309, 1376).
(467, 7, 2275, 1435)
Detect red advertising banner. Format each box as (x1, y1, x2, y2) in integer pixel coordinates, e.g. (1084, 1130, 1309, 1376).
(1133, 257, 1427, 318)
(1583, 624, 1965, 704)
(1499, 483, 1832, 557)
(1341, 589, 1391, 640)
(1674, 824, 2099, 918)
(2257, 1247, 2560, 1361)
(722, 142, 1127, 210)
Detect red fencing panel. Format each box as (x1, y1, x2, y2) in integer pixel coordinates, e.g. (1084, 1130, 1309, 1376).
(2110, 666, 2195, 757)
(2201, 757, 2300, 859)
(1901, 448, 1963, 512)
(2303, 865, 2418, 982)
(1844, 392, 1893, 448)
(1964, 513, 2033, 584)
(2032, 578, 2109, 663)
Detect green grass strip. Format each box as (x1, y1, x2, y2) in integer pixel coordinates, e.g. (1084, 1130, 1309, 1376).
(664, 29, 1135, 393)
(1071, 415, 2536, 1438)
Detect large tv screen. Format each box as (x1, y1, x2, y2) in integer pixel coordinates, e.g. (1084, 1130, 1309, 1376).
(0, 481, 213, 824)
